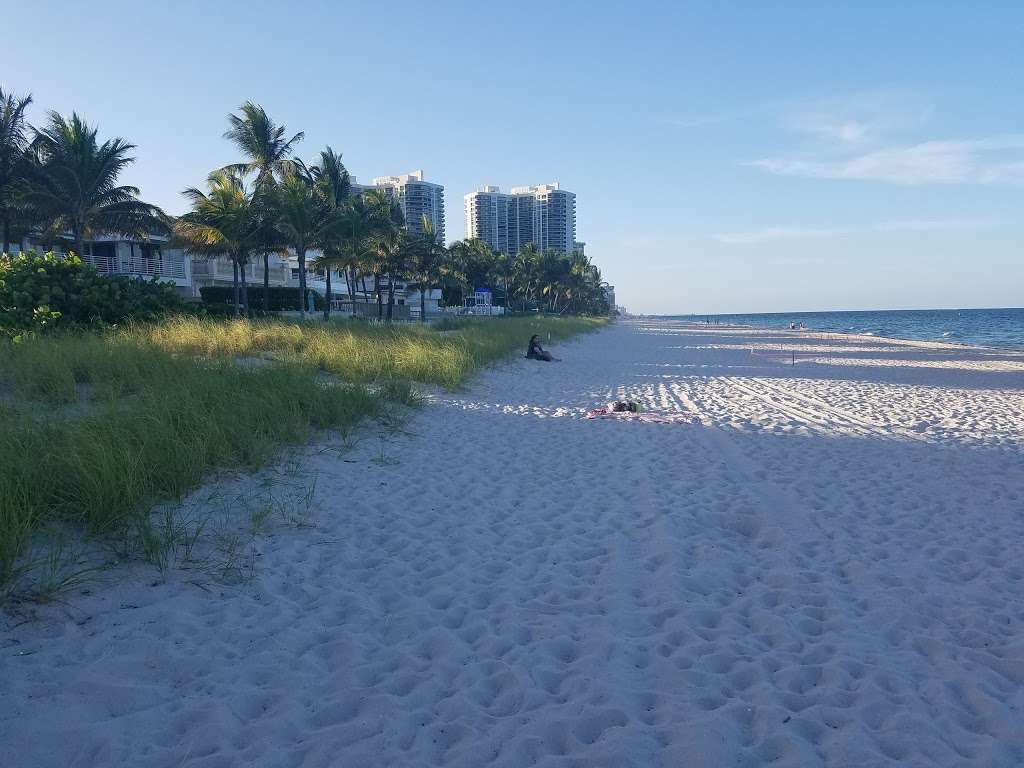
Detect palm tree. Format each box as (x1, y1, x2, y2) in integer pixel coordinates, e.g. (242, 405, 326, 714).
(222, 102, 303, 310)
(383, 233, 413, 325)
(538, 249, 569, 313)
(581, 261, 610, 314)
(273, 167, 319, 318)
(363, 189, 405, 321)
(446, 238, 498, 308)
(273, 162, 349, 319)
(223, 102, 303, 188)
(309, 147, 350, 320)
(565, 250, 592, 314)
(511, 243, 542, 312)
(18, 112, 165, 258)
(175, 171, 260, 317)
(406, 214, 447, 321)
(332, 193, 376, 313)
(0, 88, 32, 254)
(444, 240, 469, 307)
(493, 248, 513, 314)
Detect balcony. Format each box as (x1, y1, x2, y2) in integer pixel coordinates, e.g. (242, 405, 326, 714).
(192, 259, 290, 285)
(83, 251, 191, 286)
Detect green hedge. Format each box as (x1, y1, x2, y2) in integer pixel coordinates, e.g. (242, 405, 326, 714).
(199, 285, 325, 312)
(0, 251, 184, 337)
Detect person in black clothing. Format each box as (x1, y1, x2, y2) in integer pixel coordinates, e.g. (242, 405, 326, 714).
(526, 334, 559, 362)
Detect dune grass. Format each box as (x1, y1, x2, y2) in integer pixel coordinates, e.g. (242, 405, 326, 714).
(0, 314, 605, 601)
(136, 314, 604, 388)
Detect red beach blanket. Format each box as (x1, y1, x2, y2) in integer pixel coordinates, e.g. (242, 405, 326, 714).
(585, 407, 698, 424)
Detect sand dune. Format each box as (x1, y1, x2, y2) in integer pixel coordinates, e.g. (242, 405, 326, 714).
(3, 319, 1023, 767)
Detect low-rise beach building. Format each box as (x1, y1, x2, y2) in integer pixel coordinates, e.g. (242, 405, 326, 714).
(192, 251, 442, 318)
(8, 233, 193, 296)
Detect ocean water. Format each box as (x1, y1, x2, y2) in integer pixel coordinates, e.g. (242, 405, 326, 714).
(664, 308, 1024, 350)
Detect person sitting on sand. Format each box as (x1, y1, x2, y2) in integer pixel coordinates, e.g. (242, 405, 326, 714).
(608, 400, 641, 413)
(526, 334, 560, 362)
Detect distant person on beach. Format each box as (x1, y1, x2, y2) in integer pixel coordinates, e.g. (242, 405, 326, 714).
(526, 334, 560, 362)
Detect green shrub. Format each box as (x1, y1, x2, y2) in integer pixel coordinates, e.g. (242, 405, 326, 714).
(0, 251, 184, 337)
(200, 285, 325, 312)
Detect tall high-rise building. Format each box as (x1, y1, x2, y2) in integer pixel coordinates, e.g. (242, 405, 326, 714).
(352, 170, 445, 241)
(464, 182, 577, 255)
(463, 186, 513, 255)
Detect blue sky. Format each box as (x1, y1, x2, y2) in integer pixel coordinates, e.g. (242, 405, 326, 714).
(5, 1, 1023, 313)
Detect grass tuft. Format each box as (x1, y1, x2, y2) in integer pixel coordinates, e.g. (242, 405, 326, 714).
(0, 314, 605, 601)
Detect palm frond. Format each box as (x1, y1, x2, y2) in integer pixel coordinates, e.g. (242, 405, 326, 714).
(13, 110, 163, 243)
(0, 87, 34, 195)
(224, 102, 303, 187)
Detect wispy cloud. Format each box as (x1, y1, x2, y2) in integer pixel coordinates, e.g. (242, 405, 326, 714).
(788, 111, 872, 145)
(875, 217, 993, 232)
(712, 227, 842, 245)
(749, 136, 1024, 185)
(713, 218, 996, 244)
(980, 160, 1024, 184)
(785, 91, 931, 147)
(749, 92, 1024, 185)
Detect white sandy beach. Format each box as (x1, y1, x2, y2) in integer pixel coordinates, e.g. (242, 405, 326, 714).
(3, 318, 1024, 767)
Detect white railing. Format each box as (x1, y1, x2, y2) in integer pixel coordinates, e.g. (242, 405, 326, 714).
(84, 253, 189, 282)
(85, 253, 119, 275)
(127, 256, 187, 280)
(191, 261, 289, 283)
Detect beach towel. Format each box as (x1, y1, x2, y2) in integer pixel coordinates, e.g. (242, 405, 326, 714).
(585, 407, 697, 424)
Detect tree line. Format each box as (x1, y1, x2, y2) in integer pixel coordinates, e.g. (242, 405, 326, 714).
(0, 88, 613, 322)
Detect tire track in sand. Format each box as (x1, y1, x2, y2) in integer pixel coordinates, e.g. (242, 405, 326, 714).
(721, 376, 930, 443)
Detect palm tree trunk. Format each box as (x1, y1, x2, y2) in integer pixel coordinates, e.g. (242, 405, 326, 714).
(74, 229, 84, 260)
(375, 274, 383, 321)
(324, 268, 332, 321)
(297, 247, 307, 319)
(2, 214, 10, 255)
(262, 252, 270, 314)
(232, 259, 241, 318)
(343, 268, 353, 315)
(386, 274, 395, 323)
(239, 259, 250, 318)
(420, 284, 427, 323)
